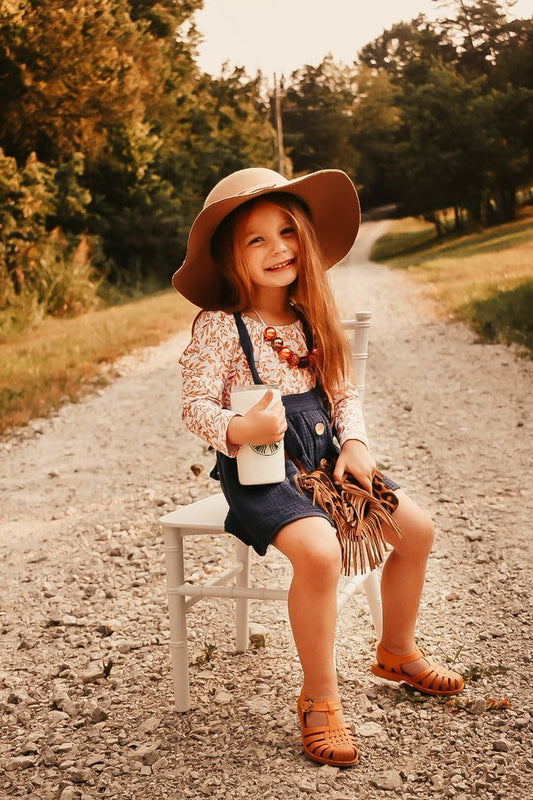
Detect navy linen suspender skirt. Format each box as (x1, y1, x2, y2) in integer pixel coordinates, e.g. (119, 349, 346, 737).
(214, 313, 399, 556)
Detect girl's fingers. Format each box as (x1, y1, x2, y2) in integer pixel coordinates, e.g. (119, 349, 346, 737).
(333, 458, 373, 491)
(253, 389, 274, 411)
(243, 390, 286, 443)
(332, 459, 345, 483)
(358, 474, 373, 493)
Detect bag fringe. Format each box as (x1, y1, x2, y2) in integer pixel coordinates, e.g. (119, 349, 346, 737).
(294, 459, 402, 576)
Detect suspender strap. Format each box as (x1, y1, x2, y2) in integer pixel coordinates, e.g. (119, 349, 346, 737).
(233, 312, 263, 385)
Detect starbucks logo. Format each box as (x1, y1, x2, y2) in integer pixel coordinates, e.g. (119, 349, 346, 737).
(250, 442, 282, 457)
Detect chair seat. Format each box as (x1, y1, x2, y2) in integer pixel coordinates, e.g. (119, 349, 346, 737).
(161, 492, 229, 533)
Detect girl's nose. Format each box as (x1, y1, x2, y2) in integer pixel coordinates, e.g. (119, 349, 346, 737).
(272, 237, 288, 254)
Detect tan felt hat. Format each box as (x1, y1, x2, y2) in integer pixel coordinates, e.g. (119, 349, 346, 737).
(172, 167, 360, 309)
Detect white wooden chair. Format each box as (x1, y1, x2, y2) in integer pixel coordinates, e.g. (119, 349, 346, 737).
(161, 311, 381, 712)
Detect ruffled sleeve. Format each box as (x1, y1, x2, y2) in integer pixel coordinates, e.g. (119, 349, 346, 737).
(179, 311, 241, 457)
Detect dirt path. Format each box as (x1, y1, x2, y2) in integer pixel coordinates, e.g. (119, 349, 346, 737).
(1, 223, 531, 800)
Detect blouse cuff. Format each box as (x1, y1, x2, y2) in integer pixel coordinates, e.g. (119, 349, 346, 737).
(337, 429, 370, 450)
(338, 433, 370, 450)
(220, 410, 241, 458)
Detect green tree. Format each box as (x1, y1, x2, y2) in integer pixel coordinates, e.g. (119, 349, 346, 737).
(85, 121, 183, 288)
(482, 85, 533, 221)
(493, 14, 533, 89)
(0, 149, 56, 295)
(435, 0, 526, 79)
(392, 63, 492, 228)
(0, 0, 151, 164)
(53, 154, 92, 235)
(282, 58, 360, 180)
(0, 148, 97, 324)
(358, 15, 456, 81)
(189, 68, 277, 196)
(128, 0, 203, 38)
(350, 66, 401, 208)
(358, 0, 533, 226)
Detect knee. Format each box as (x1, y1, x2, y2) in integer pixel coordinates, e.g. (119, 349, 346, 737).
(274, 519, 342, 589)
(419, 513, 435, 554)
(293, 533, 342, 588)
(404, 511, 435, 557)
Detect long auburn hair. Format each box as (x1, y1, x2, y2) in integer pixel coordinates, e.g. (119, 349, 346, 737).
(209, 192, 352, 393)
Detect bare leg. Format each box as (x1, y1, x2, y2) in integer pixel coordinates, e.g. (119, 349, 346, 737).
(380, 489, 435, 661)
(273, 517, 359, 762)
(377, 490, 463, 692)
(273, 516, 342, 722)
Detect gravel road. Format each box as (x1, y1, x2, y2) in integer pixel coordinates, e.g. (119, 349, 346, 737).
(1, 221, 531, 800)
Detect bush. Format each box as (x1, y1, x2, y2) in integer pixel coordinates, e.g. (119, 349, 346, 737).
(0, 149, 99, 338)
(461, 281, 533, 355)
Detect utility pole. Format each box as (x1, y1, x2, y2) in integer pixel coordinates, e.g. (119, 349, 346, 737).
(273, 73, 285, 177)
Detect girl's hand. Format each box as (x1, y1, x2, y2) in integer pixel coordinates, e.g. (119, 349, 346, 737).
(332, 439, 376, 493)
(227, 389, 287, 447)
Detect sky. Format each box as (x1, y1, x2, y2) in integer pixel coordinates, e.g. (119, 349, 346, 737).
(194, 0, 533, 78)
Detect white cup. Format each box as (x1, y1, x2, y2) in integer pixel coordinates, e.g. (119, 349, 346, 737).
(230, 385, 285, 485)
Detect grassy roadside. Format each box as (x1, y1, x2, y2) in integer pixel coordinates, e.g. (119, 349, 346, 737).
(0, 291, 196, 435)
(371, 209, 533, 356)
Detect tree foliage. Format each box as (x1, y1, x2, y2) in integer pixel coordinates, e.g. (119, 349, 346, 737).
(321, 0, 532, 227)
(0, 0, 151, 163)
(393, 64, 493, 226)
(278, 2, 532, 224)
(0, 0, 531, 330)
(0, 0, 277, 326)
(282, 58, 360, 179)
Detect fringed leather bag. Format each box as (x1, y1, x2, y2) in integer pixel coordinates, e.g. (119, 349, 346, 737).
(294, 459, 402, 576)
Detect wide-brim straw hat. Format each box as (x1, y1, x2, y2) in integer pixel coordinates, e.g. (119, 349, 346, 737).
(172, 167, 360, 309)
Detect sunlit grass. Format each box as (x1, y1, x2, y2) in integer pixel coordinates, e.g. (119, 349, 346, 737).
(0, 291, 196, 434)
(407, 242, 532, 303)
(371, 209, 533, 355)
(370, 217, 436, 262)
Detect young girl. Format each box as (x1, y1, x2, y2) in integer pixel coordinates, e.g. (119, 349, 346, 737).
(175, 167, 463, 768)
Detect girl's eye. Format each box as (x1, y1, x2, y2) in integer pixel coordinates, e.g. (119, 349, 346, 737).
(282, 226, 295, 236)
(247, 235, 263, 246)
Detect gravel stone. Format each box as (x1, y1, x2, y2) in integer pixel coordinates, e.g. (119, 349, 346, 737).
(372, 769, 403, 790)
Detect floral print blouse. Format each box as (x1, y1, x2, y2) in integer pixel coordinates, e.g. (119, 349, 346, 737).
(179, 310, 368, 457)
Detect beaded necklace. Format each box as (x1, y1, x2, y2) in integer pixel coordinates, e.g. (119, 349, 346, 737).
(251, 306, 317, 369)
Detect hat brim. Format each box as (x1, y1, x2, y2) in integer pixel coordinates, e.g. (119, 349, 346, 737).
(172, 169, 360, 309)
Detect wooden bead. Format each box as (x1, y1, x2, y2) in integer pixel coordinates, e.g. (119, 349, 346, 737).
(271, 337, 284, 351)
(288, 352, 301, 367)
(264, 326, 277, 341)
(278, 346, 292, 360)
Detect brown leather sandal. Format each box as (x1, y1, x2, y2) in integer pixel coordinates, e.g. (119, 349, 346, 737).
(371, 643, 464, 695)
(297, 691, 359, 767)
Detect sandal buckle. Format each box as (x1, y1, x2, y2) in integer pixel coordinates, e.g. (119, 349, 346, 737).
(303, 698, 314, 712)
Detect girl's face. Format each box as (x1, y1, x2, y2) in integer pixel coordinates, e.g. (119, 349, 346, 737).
(238, 200, 299, 294)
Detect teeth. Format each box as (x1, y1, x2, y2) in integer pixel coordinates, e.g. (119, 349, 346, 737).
(269, 259, 292, 270)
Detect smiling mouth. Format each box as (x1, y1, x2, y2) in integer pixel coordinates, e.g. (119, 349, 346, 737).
(266, 258, 295, 271)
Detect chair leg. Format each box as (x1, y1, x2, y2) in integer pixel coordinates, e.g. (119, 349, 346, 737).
(163, 526, 191, 712)
(234, 539, 251, 652)
(363, 570, 383, 642)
